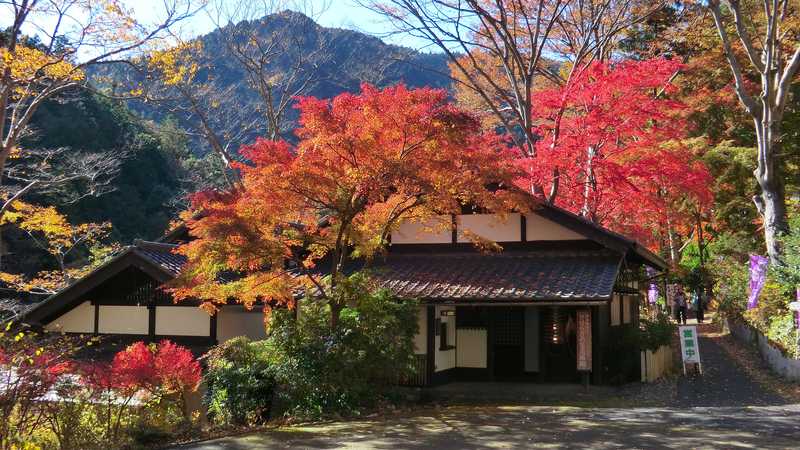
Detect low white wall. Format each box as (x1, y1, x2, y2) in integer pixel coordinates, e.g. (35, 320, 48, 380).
(45, 301, 94, 333)
(456, 328, 487, 368)
(216, 307, 267, 342)
(155, 306, 210, 336)
(98, 305, 149, 334)
(727, 318, 800, 381)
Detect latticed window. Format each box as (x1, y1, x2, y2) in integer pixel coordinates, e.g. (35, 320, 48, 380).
(493, 308, 523, 346)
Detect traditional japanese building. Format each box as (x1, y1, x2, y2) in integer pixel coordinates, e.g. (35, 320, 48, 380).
(22, 203, 664, 385)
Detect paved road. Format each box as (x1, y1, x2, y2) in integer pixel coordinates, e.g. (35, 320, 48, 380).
(178, 403, 800, 449)
(176, 318, 800, 449)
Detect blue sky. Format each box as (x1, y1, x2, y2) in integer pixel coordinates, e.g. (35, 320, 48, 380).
(0, 0, 436, 57)
(138, 0, 433, 50)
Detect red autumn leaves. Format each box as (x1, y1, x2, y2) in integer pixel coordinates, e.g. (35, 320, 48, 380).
(171, 84, 525, 312)
(173, 59, 712, 310)
(0, 339, 201, 399)
(518, 58, 712, 243)
(81, 340, 201, 394)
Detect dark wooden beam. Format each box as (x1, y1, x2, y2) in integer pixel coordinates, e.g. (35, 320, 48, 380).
(520, 214, 527, 242)
(93, 303, 99, 335)
(148, 305, 156, 340)
(451, 214, 457, 245)
(426, 305, 435, 385)
(210, 313, 218, 344)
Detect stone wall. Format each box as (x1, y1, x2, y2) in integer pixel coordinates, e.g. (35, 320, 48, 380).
(726, 318, 800, 381)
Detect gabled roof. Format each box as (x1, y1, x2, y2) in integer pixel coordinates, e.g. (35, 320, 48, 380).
(370, 250, 623, 302)
(23, 241, 184, 325)
(533, 203, 666, 270)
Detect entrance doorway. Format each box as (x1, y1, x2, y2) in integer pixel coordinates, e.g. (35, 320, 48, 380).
(542, 306, 579, 382)
(491, 307, 524, 378)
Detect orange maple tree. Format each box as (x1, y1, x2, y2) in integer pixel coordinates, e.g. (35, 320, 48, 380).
(170, 84, 527, 328)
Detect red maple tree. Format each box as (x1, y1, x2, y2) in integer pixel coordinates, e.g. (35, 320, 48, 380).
(517, 58, 713, 245)
(170, 84, 527, 328)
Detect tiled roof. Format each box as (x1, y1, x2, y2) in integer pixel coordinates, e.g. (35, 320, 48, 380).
(369, 251, 622, 301)
(131, 242, 624, 302)
(133, 240, 186, 276)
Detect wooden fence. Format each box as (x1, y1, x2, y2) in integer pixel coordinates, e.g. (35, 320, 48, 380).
(640, 344, 673, 382)
(399, 354, 428, 386)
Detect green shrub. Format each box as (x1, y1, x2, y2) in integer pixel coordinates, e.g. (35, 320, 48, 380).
(639, 312, 676, 351)
(203, 337, 275, 426)
(265, 272, 418, 419)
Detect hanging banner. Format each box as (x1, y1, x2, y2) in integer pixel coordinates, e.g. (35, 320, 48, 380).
(646, 268, 659, 304)
(576, 309, 592, 372)
(747, 254, 769, 310)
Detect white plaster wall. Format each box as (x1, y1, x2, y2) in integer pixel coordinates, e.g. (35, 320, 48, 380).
(216, 307, 267, 342)
(525, 213, 586, 241)
(391, 216, 452, 244)
(45, 301, 94, 333)
(413, 306, 427, 354)
(155, 306, 210, 336)
(457, 213, 521, 243)
(456, 328, 487, 368)
(435, 305, 456, 372)
(98, 305, 148, 334)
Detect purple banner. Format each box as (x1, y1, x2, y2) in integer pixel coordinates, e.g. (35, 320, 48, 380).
(796, 287, 800, 329)
(747, 254, 769, 310)
(646, 267, 658, 304)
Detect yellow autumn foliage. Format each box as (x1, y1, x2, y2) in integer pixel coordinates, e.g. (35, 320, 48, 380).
(0, 200, 113, 293)
(149, 41, 202, 86)
(0, 46, 84, 96)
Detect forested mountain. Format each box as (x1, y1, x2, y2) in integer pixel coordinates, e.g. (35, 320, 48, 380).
(98, 10, 451, 155)
(3, 11, 451, 281)
(198, 10, 450, 100)
(39, 11, 451, 238)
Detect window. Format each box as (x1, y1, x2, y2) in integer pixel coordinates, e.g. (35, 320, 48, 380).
(439, 320, 455, 350)
(610, 294, 621, 326)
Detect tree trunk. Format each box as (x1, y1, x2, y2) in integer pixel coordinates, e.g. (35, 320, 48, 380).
(580, 146, 597, 219)
(329, 301, 342, 330)
(754, 118, 790, 265)
(754, 177, 788, 265)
